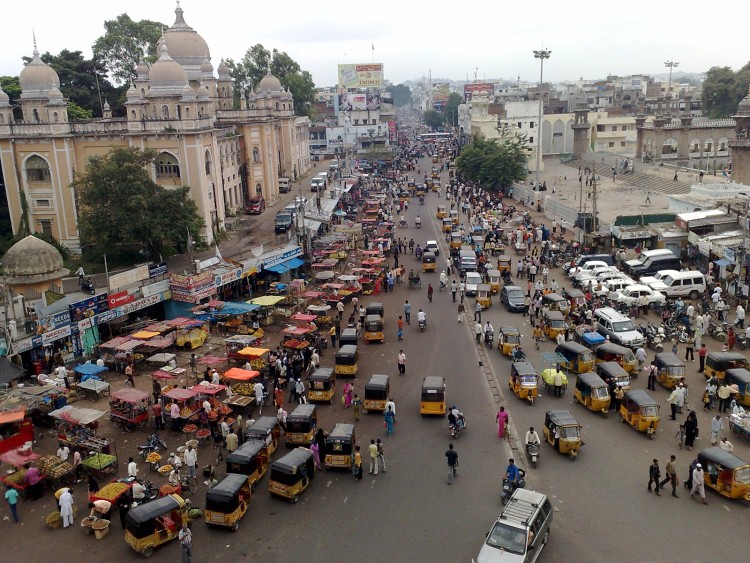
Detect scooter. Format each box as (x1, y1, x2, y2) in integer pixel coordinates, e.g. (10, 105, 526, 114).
(484, 331, 494, 348)
(501, 469, 527, 505)
(449, 415, 466, 439)
(526, 442, 540, 468)
(79, 277, 96, 295)
(418, 317, 426, 331)
(439, 279, 447, 292)
(138, 432, 167, 460)
(415, 219, 422, 229)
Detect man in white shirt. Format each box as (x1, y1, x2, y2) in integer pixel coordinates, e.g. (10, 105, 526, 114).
(254, 381, 265, 415)
(202, 399, 211, 413)
(132, 480, 146, 501)
(385, 398, 396, 416)
(183, 445, 197, 479)
(127, 457, 138, 478)
(719, 436, 734, 452)
(211, 370, 220, 385)
(57, 444, 70, 461)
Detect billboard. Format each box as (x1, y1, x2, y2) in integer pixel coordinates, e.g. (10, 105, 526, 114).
(464, 82, 494, 101)
(432, 83, 450, 109)
(338, 92, 381, 112)
(338, 63, 384, 89)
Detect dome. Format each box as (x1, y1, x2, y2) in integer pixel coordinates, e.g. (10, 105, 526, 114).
(126, 82, 141, 102)
(3, 235, 70, 284)
(258, 71, 282, 93)
(19, 44, 60, 99)
(147, 41, 188, 96)
(201, 58, 213, 74)
(217, 60, 231, 77)
(135, 59, 150, 79)
(48, 87, 64, 104)
(181, 84, 197, 101)
(196, 84, 210, 100)
(163, 2, 211, 80)
(0, 84, 10, 106)
(283, 88, 293, 100)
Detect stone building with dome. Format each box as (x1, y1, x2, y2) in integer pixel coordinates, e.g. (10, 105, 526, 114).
(2, 235, 70, 295)
(0, 2, 311, 252)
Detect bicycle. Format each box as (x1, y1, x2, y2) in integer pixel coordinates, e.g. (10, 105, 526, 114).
(180, 472, 199, 495)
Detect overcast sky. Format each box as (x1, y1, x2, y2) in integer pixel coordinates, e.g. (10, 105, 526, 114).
(3, 0, 748, 88)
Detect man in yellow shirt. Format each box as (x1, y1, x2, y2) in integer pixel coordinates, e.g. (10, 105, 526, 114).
(368, 439, 379, 475)
(353, 446, 363, 480)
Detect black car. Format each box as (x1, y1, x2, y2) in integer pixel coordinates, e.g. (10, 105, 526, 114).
(274, 211, 293, 234)
(500, 285, 527, 313)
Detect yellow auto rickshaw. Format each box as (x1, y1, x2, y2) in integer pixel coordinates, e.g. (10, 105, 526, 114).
(704, 352, 750, 382)
(432, 180, 442, 193)
(426, 177, 434, 189)
(442, 218, 454, 233)
(595, 342, 637, 374)
(487, 269, 502, 294)
(244, 416, 282, 455)
(415, 184, 426, 197)
(307, 367, 336, 403)
(437, 205, 448, 219)
(498, 326, 522, 357)
(541, 293, 570, 317)
(324, 423, 356, 469)
(619, 389, 660, 439)
(432, 154, 439, 163)
(697, 447, 750, 502)
(125, 494, 190, 557)
(726, 368, 750, 406)
(365, 302, 385, 319)
(204, 473, 251, 531)
(596, 361, 632, 391)
(509, 361, 538, 404)
(420, 375, 446, 416)
(285, 404, 317, 447)
(363, 374, 390, 413)
(654, 352, 686, 389)
(543, 310, 568, 340)
(226, 438, 270, 491)
(543, 410, 582, 460)
(334, 344, 359, 378)
(268, 447, 315, 504)
(364, 314, 385, 343)
(565, 288, 586, 312)
(555, 342, 594, 374)
(573, 371, 611, 416)
(449, 209, 460, 225)
(450, 231, 463, 250)
(476, 284, 492, 309)
(422, 251, 437, 273)
(497, 255, 512, 274)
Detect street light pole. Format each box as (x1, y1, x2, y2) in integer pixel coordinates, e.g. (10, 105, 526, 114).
(533, 48, 551, 194)
(664, 60, 679, 113)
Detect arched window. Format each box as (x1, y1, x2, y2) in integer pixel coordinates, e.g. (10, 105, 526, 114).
(185, 107, 190, 118)
(25, 155, 51, 183)
(255, 183, 262, 195)
(690, 137, 701, 155)
(32, 108, 40, 122)
(130, 110, 137, 120)
(204, 151, 211, 175)
(141, 88, 146, 98)
(253, 147, 260, 163)
(662, 138, 678, 156)
(155, 152, 180, 179)
(717, 137, 729, 154)
(162, 105, 169, 119)
(52, 112, 59, 123)
(0, 114, 4, 124)
(703, 138, 714, 155)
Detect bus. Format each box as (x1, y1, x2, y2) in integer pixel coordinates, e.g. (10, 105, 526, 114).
(417, 132, 452, 142)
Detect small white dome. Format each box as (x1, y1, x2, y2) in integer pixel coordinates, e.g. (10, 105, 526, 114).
(258, 70, 282, 93)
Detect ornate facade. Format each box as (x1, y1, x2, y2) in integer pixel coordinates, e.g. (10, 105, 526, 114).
(0, 2, 311, 252)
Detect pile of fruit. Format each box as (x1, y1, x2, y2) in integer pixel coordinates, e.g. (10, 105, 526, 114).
(250, 358, 267, 370)
(38, 455, 62, 475)
(95, 482, 128, 501)
(232, 383, 255, 396)
(188, 508, 202, 519)
(180, 407, 193, 417)
(157, 464, 173, 475)
(146, 452, 162, 464)
(196, 429, 211, 439)
(4, 469, 26, 484)
(81, 453, 117, 469)
(92, 519, 110, 530)
(132, 353, 144, 361)
(183, 424, 198, 433)
(317, 316, 333, 326)
(282, 338, 309, 349)
(47, 461, 72, 480)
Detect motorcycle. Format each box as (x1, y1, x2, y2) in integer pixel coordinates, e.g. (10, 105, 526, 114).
(484, 330, 494, 348)
(139, 432, 168, 461)
(439, 279, 447, 292)
(707, 321, 727, 342)
(501, 469, 527, 505)
(131, 479, 159, 507)
(79, 277, 96, 295)
(419, 196, 424, 205)
(418, 317, 426, 331)
(415, 218, 422, 229)
(450, 415, 466, 439)
(526, 442, 540, 468)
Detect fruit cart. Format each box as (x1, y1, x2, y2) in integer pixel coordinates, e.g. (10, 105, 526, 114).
(225, 335, 261, 363)
(729, 411, 750, 442)
(36, 453, 75, 491)
(90, 478, 133, 504)
(109, 388, 150, 432)
(0, 448, 41, 499)
(163, 387, 201, 431)
(222, 369, 261, 405)
(49, 405, 118, 477)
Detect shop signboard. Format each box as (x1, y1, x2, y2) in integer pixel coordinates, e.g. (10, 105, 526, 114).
(463, 83, 494, 100)
(96, 309, 120, 324)
(724, 247, 736, 263)
(69, 293, 109, 323)
(42, 324, 72, 345)
(108, 290, 135, 308)
(142, 279, 171, 297)
(262, 247, 302, 269)
(15, 335, 42, 353)
(109, 264, 149, 291)
(118, 291, 169, 315)
(214, 268, 242, 288)
(149, 262, 168, 278)
(169, 271, 215, 303)
(338, 63, 383, 89)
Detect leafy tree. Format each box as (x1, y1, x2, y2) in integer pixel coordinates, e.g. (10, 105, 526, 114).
(73, 147, 204, 264)
(92, 13, 165, 84)
(442, 92, 463, 127)
(0, 76, 20, 102)
(455, 135, 528, 191)
(386, 84, 412, 107)
(702, 63, 750, 118)
(67, 101, 93, 120)
(423, 109, 444, 129)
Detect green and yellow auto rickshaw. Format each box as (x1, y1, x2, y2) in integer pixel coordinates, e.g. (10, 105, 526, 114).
(204, 473, 251, 531)
(487, 270, 502, 294)
(324, 423, 356, 469)
(509, 361, 538, 404)
(726, 368, 750, 407)
(654, 352, 686, 389)
(334, 345, 359, 378)
(498, 326, 522, 357)
(595, 342, 637, 374)
(555, 342, 595, 374)
(697, 447, 750, 503)
(363, 374, 390, 413)
(307, 367, 336, 403)
(285, 404, 317, 447)
(225, 438, 270, 491)
(268, 447, 315, 504)
(420, 376, 446, 416)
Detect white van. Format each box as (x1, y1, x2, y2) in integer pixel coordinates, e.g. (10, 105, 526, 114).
(310, 177, 324, 192)
(278, 177, 291, 193)
(316, 171, 329, 185)
(594, 306, 645, 348)
(649, 270, 706, 299)
(624, 249, 673, 270)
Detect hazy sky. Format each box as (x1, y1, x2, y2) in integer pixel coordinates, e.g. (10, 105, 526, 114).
(3, 0, 748, 87)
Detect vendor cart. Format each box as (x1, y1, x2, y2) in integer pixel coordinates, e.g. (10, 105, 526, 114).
(729, 411, 750, 442)
(49, 405, 118, 477)
(0, 409, 34, 455)
(540, 352, 570, 395)
(223, 368, 261, 399)
(76, 378, 111, 402)
(109, 388, 150, 432)
(163, 387, 201, 431)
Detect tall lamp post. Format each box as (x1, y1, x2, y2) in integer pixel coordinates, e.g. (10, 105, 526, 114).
(664, 60, 679, 112)
(533, 48, 551, 194)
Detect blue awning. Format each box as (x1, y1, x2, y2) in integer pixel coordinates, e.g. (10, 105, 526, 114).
(715, 258, 733, 266)
(286, 257, 305, 269)
(266, 257, 305, 273)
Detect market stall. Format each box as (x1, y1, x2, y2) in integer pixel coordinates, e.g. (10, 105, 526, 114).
(235, 347, 270, 371)
(146, 353, 176, 365)
(109, 388, 150, 432)
(0, 409, 34, 455)
(49, 405, 118, 476)
(225, 335, 261, 362)
(0, 449, 75, 500)
(247, 295, 287, 327)
(163, 387, 200, 431)
(222, 368, 261, 398)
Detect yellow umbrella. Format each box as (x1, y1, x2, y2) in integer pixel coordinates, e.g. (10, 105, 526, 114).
(238, 347, 270, 357)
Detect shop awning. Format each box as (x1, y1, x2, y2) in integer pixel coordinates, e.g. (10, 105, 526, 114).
(0, 358, 26, 385)
(265, 257, 305, 274)
(237, 346, 270, 357)
(73, 364, 108, 376)
(223, 368, 260, 381)
(219, 302, 260, 315)
(248, 296, 286, 307)
(0, 409, 26, 425)
(715, 258, 733, 266)
(49, 406, 106, 425)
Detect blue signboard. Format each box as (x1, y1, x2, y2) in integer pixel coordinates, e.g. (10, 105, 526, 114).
(69, 293, 109, 323)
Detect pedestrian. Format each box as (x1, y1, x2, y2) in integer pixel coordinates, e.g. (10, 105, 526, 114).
(376, 439, 386, 473)
(710, 414, 724, 445)
(446, 443, 459, 484)
(127, 456, 138, 478)
(309, 439, 322, 471)
(685, 333, 695, 362)
(496, 406, 510, 440)
(116, 490, 130, 528)
(4, 485, 19, 523)
(427, 284, 434, 303)
(152, 401, 164, 430)
(397, 350, 406, 375)
(697, 344, 708, 372)
(690, 463, 708, 504)
(684, 411, 699, 451)
(660, 455, 679, 497)
(225, 428, 238, 453)
(647, 459, 662, 495)
(457, 301, 465, 323)
(329, 325, 337, 348)
(342, 381, 353, 409)
(179, 521, 193, 563)
(384, 405, 396, 437)
(125, 363, 135, 387)
(404, 300, 412, 324)
(451, 280, 458, 302)
(474, 301, 482, 322)
(369, 439, 379, 475)
(667, 387, 681, 420)
(397, 315, 404, 341)
(719, 436, 734, 452)
(57, 443, 70, 462)
(474, 321, 482, 343)
(717, 383, 732, 412)
(184, 444, 197, 479)
(676, 424, 686, 449)
(352, 394, 362, 422)
(647, 361, 658, 391)
(353, 445, 363, 480)
(553, 367, 564, 398)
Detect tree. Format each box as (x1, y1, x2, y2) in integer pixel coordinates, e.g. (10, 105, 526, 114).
(424, 109, 444, 129)
(73, 147, 204, 264)
(455, 135, 528, 191)
(702, 63, 750, 118)
(92, 13, 165, 84)
(442, 92, 464, 127)
(386, 84, 412, 107)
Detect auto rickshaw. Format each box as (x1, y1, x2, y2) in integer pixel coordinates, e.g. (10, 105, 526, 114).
(268, 447, 315, 504)
(364, 314, 385, 343)
(324, 423, 356, 469)
(654, 352, 686, 389)
(432, 180, 442, 193)
(204, 473, 251, 531)
(573, 328, 605, 350)
(339, 328, 358, 347)
(285, 404, 317, 447)
(619, 390, 660, 439)
(726, 368, 750, 406)
(437, 205, 448, 219)
(425, 177, 434, 189)
(450, 209, 460, 225)
(509, 361, 538, 404)
(498, 326, 522, 357)
(432, 154, 439, 163)
(415, 183, 426, 197)
(497, 255, 512, 274)
(307, 367, 336, 403)
(365, 302, 384, 319)
(244, 416, 282, 455)
(697, 447, 750, 502)
(334, 344, 359, 378)
(422, 251, 437, 273)
(442, 218, 454, 233)
(595, 342, 637, 374)
(704, 352, 750, 381)
(596, 361, 632, 391)
(226, 438, 270, 491)
(555, 342, 595, 374)
(542, 293, 570, 316)
(566, 288, 586, 312)
(543, 311, 568, 341)
(573, 371, 611, 416)
(125, 494, 189, 557)
(543, 410, 582, 460)
(420, 376, 446, 416)
(476, 284, 492, 309)
(450, 232, 463, 250)
(363, 374, 390, 413)
(487, 269, 502, 294)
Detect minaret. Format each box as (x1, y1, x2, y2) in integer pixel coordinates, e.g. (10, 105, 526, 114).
(729, 86, 750, 186)
(571, 102, 590, 159)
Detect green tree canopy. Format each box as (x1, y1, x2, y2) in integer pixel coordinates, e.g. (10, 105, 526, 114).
(386, 84, 412, 107)
(92, 13, 165, 84)
(702, 63, 750, 118)
(455, 134, 528, 191)
(423, 109, 444, 129)
(73, 147, 204, 264)
(442, 92, 464, 127)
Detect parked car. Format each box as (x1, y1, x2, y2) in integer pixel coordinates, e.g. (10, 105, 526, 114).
(615, 284, 666, 307)
(245, 195, 265, 214)
(594, 277, 635, 297)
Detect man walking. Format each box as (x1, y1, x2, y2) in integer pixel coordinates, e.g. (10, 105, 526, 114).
(647, 459, 661, 495)
(647, 361, 658, 391)
(475, 321, 483, 343)
(4, 485, 19, 523)
(404, 300, 412, 324)
(659, 455, 679, 497)
(474, 301, 482, 322)
(179, 521, 193, 563)
(445, 443, 459, 484)
(184, 444, 197, 480)
(717, 383, 731, 412)
(397, 350, 406, 375)
(553, 367, 564, 398)
(690, 463, 708, 504)
(710, 414, 724, 445)
(450, 280, 458, 303)
(376, 439, 386, 473)
(368, 439, 379, 476)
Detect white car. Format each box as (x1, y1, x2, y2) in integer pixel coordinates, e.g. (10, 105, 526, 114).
(425, 240, 440, 256)
(569, 260, 609, 280)
(615, 284, 666, 307)
(639, 269, 678, 287)
(595, 277, 635, 297)
(577, 267, 621, 287)
(465, 272, 482, 296)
